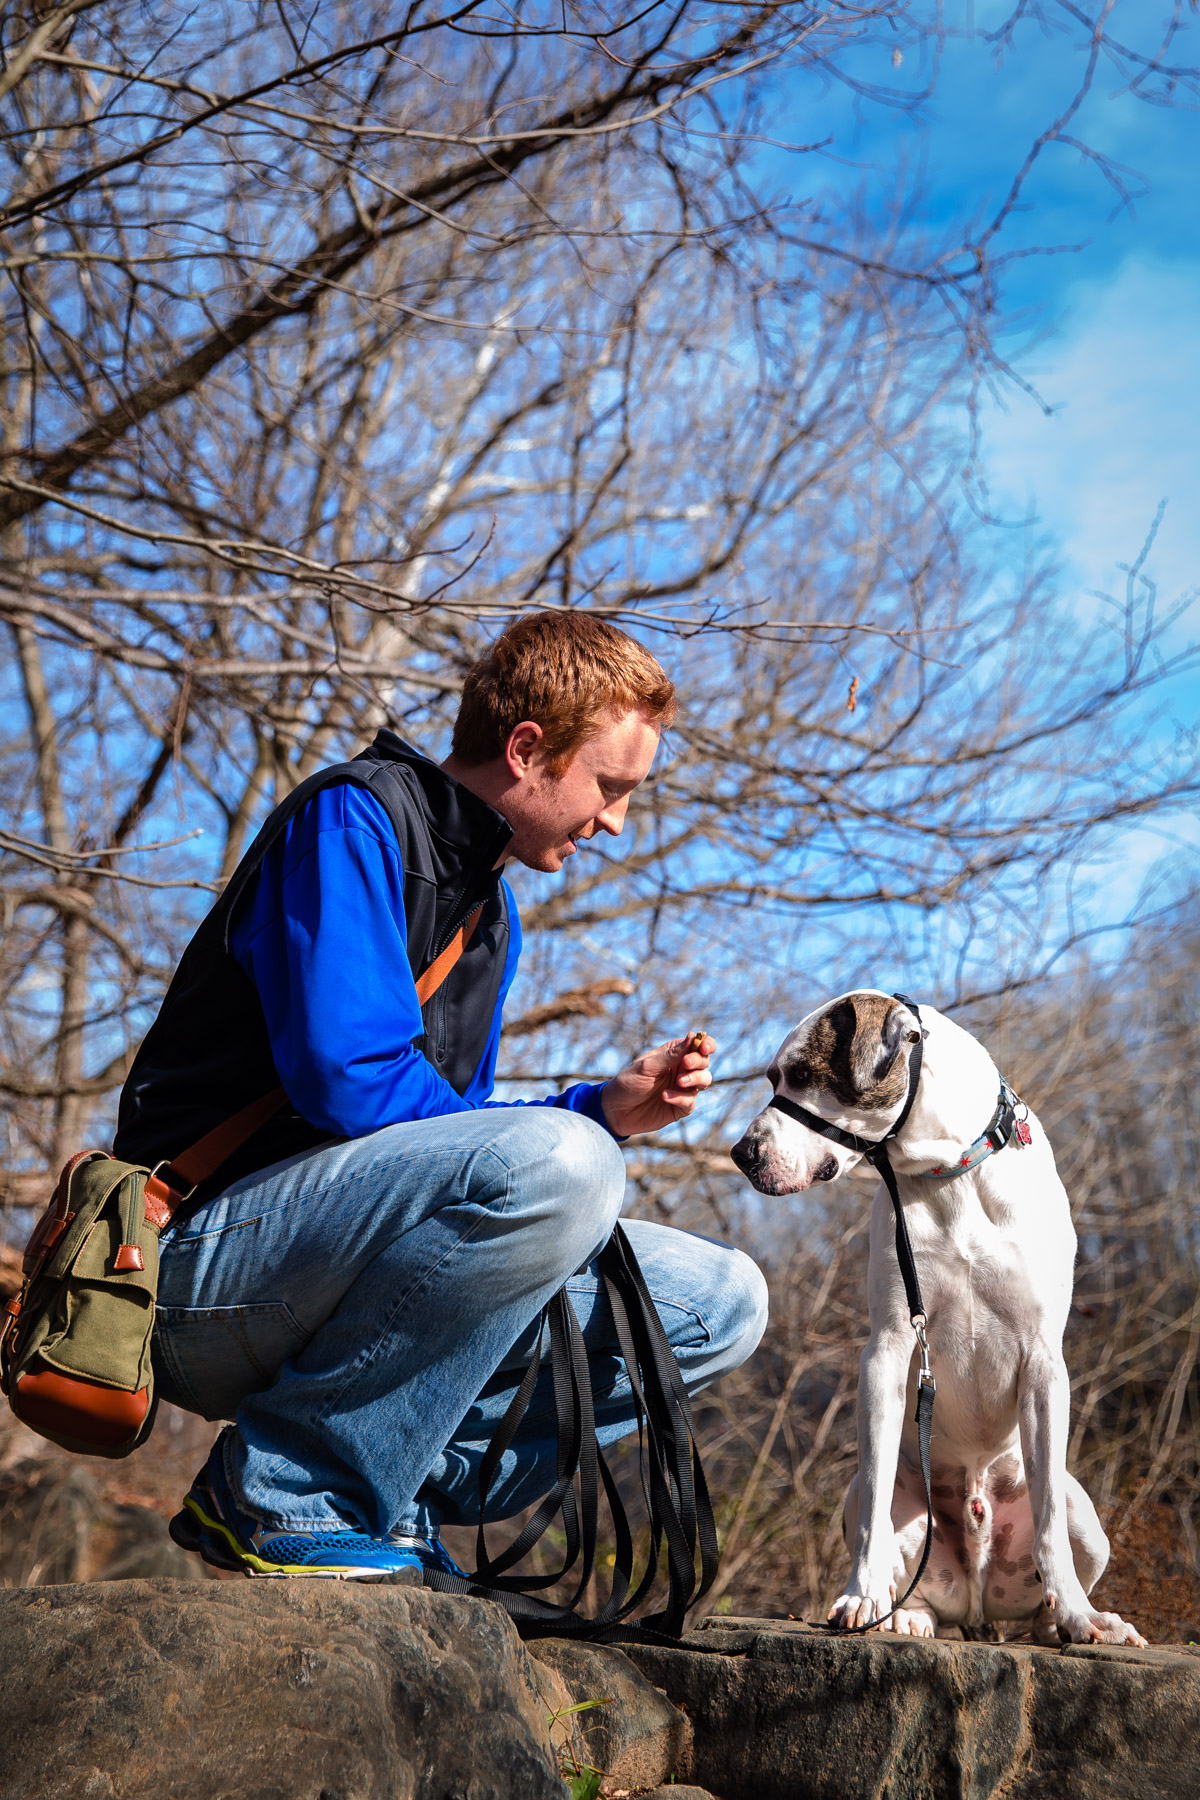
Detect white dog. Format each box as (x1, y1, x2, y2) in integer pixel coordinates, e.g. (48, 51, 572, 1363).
(731, 989, 1144, 1646)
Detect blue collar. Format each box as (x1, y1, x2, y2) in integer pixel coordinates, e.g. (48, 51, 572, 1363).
(913, 1079, 1028, 1181)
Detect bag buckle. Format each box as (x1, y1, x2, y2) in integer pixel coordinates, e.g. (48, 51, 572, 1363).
(143, 1160, 194, 1230)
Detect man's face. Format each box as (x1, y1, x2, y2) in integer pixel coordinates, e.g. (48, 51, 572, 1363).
(503, 710, 661, 873)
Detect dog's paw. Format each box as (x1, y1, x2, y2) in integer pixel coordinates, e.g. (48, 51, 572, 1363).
(827, 1587, 895, 1632)
(1041, 1593, 1147, 1648)
(892, 1607, 938, 1638)
(1067, 1609, 1147, 1648)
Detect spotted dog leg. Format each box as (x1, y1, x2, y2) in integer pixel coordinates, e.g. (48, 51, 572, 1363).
(842, 1459, 969, 1637)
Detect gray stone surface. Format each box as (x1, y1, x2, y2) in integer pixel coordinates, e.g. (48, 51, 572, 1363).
(527, 1637, 693, 1793)
(641, 1788, 718, 1799)
(623, 1616, 1200, 1800)
(0, 1578, 563, 1800)
(4, 1583, 1197, 1800)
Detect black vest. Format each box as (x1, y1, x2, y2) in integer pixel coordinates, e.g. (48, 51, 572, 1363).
(113, 732, 513, 1199)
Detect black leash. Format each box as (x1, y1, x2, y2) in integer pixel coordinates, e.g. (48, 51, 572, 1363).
(770, 992, 937, 1633)
(421, 1221, 719, 1642)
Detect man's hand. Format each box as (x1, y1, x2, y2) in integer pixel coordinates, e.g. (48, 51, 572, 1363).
(601, 1031, 715, 1139)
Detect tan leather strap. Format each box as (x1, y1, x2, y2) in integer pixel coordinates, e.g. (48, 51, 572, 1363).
(146, 901, 487, 1228)
(169, 1084, 291, 1191)
(144, 1084, 289, 1228)
(414, 904, 484, 1005)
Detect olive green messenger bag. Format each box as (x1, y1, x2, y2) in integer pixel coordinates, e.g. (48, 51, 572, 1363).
(0, 907, 483, 1459)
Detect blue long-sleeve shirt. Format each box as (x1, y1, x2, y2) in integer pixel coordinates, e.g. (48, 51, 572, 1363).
(228, 784, 613, 1137)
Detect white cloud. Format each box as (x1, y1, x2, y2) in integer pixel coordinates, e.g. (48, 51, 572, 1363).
(984, 257, 1200, 624)
(981, 257, 1200, 933)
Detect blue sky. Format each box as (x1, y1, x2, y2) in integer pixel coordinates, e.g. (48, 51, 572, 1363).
(795, 0, 1199, 605)
(771, 0, 1200, 924)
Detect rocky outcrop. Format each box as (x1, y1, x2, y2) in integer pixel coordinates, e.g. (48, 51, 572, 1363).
(624, 1616, 1200, 1800)
(527, 1636, 693, 1792)
(2, 1584, 1198, 1800)
(0, 1579, 564, 1800)
(641, 1790, 715, 1800)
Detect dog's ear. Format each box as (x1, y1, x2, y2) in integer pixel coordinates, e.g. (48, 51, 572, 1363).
(803, 994, 915, 1108)
(850, 997, 919, 1107)
(871, 1001, 908, 1082)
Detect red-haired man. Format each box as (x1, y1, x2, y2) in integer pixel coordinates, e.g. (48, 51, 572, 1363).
(117, 612, 768, 1579)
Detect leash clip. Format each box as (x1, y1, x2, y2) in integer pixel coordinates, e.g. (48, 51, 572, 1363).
(912, 1313, 936, 1391)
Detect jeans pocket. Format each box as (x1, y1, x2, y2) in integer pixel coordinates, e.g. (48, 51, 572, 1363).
(152, 1301, 309, 1422)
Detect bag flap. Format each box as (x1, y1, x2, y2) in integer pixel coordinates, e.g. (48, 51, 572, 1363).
(44, 1161, 153, 1286)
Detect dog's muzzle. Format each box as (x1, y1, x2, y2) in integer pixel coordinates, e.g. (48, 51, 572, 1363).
(730, 1130, 839, 1189)
(729, 1134, 761, 1178)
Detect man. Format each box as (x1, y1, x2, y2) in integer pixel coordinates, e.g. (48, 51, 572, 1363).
(115, 611, 768, 1580)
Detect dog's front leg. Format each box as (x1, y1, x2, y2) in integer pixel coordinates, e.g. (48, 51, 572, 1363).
(828, 1328, 912, 1631)
(1019, 1342, 1146, 1647)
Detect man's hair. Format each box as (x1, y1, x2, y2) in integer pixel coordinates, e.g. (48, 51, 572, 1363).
(451, 610, 677, 771)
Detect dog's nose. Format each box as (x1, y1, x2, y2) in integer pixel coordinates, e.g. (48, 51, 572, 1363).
(730, 1135, 760, 1175)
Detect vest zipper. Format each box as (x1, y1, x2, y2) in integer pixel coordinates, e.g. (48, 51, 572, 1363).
(423, 879, 498, 1068)
(427, 843, 505, 964)
(427, 877, 495, 964)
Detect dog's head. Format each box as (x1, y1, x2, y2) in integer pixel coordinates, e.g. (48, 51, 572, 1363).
(730, 990, 925, 1195)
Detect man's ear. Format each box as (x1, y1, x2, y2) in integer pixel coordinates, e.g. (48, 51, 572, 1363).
(504, 720, 545, 779)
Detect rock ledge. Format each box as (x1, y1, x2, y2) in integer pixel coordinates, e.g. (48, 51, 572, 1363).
(624, 1615, 1200, 1800)
(2, 1584, 1196, 1800)
(0, 1578, 561, 1800)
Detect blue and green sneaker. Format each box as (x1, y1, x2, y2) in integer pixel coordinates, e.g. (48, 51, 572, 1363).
(388, 1530, 470, 1582)
(169, 1435, 463, 1583)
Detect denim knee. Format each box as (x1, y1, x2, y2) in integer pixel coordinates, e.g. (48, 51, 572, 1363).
(617, 1221, 769, 1386)
(511, 1109, 626, 1275)
(693, 1244, 769, 1379)
(720, 1247, 770, 1370)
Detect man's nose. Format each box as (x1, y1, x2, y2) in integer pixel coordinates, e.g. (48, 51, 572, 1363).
(596, 795, 630, 836)
(730, 1135, 762, 1176)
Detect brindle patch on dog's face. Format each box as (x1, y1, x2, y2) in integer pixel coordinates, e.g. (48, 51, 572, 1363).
(776, 993, 910, 1111)
(732, 991, 916, 1195)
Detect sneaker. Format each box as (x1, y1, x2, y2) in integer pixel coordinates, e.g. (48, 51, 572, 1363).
(388, 1530, 471, 1583)
(169, 1435, 428, 1582)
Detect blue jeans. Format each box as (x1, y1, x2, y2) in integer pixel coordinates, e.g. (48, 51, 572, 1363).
(152, 1107, 768, 1537)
